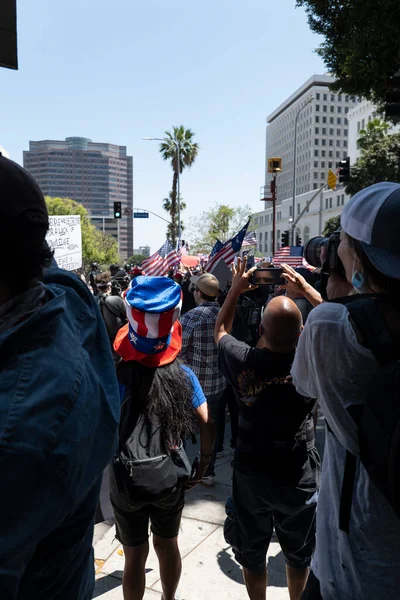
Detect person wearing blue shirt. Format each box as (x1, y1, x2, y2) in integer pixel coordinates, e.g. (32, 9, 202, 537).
(112, 275, 215, 600)
(0, 157, 120, 599)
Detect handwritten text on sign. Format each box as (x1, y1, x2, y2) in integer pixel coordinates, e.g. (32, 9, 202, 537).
(46, 215, 82, 271)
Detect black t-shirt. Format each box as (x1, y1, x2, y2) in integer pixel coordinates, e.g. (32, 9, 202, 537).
(218, 335, 319, 490)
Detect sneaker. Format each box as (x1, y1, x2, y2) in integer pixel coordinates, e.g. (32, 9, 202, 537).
(201, 475, 215, 487)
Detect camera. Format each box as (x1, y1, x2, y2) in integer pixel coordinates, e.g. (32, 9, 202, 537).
(303, 228, 345, 297)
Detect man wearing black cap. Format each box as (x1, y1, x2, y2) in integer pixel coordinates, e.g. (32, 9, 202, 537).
(0, 157, 120, 600)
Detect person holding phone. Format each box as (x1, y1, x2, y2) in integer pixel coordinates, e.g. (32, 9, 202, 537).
(215, 257, 320, 600)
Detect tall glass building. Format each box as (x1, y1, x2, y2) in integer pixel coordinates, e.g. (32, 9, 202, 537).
(23, 137, 133, 258)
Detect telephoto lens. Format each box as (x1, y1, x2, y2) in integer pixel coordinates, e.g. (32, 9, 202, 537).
(304, 237, 329, 268)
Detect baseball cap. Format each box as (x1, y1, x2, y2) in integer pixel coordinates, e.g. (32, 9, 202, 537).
(196, 273, 220, 297)
(0, 156, 49, 247)
(341, 182, 400, 280)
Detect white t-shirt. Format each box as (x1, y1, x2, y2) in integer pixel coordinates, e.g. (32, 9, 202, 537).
(292, 302, 400, 600)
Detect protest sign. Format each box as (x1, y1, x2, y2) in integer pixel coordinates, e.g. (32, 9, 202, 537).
(46, 215, 82, 271)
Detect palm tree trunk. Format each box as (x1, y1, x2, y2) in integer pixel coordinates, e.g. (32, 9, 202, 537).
(170, 170, 178, 247)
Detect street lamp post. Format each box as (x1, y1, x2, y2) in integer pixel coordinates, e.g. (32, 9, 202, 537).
(291, 97, 314, 245)
(143, 137, 181, 247)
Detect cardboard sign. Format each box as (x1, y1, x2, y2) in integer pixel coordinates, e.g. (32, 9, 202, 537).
(46, 215, 82, 271)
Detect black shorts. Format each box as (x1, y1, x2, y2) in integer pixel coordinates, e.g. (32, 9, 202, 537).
(110, 464, 185, 547)
(227, 462, 317, 572)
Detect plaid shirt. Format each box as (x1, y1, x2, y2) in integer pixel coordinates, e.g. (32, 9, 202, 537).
(180, 302, 226, 397)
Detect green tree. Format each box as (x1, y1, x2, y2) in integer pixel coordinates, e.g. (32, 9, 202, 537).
(128, 254, 147, 265)
(45, 196, 120, 269)
(357, 118, 390, 151)
(296, 0, 400, 106)
(159, 126, 199, 247)
(346, 132, 400, 196)
(162, 192, 187, 241)
(188, 204, 253, 254)
(323, 215, 341, 237)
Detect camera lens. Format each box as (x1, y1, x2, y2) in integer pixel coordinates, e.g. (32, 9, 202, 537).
(304, 237, 329, 268)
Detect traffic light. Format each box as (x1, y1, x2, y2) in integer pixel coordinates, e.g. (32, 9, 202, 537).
(296, 234, 302, 247)
(113, 201, 122, 219)
(385, 72, 400, 120)
(281, 230, 289, 247)
(338, 157, 350, 184)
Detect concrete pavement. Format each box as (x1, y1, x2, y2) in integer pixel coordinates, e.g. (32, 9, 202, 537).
(93, 415, 325, 599)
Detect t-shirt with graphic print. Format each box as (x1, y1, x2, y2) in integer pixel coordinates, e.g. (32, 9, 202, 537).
(218, 334, 319, 491)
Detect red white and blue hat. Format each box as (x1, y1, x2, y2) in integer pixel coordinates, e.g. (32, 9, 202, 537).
(114, 276, 183, 367)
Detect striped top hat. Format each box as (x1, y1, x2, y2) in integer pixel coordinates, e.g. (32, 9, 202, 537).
(114, 276, 183, 367)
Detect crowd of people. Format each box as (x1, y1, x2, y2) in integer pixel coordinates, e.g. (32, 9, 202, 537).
(1, 155, 400, 600)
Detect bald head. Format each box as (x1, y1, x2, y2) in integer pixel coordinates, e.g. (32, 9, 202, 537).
(261, 296, 303, 352)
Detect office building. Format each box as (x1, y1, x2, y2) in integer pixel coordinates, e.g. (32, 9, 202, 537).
(348, 99, 400, 163)
(0, 145, 10, 158)
(23, 137, 133, 257)
(254, 75, 358, 255)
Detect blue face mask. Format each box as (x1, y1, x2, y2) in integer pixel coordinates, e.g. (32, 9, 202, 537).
(351, 263, 366, 293)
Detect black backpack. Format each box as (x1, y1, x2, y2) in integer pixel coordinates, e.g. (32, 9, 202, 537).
(332, 295, 400, 532)
(112, 389, 192, 502)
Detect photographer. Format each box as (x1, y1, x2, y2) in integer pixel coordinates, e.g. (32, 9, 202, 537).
(96, 272, 127, 353)
(292, 182, 400, 600)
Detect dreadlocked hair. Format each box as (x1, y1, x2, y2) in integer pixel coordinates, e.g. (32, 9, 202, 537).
(117, 357, 195, 447)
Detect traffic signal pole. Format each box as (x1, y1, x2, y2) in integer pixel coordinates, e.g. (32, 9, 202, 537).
(272, 173, 277, 256)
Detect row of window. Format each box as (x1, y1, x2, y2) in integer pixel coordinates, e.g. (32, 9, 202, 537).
(315, 128, 348, 136)
(315, 93, 354, 103)
(315, 138, 348, 147)
(315, 105, 349, 114)
(315, 116, 348, 125)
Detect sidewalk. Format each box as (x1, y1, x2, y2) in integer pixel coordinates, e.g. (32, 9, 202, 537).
(93, 446, 289, 599)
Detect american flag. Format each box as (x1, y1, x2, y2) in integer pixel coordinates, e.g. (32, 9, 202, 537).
(242, 231, 257, 247)
(209, 240, 224, 257)
(141, 240, 180, 276)
(206, 221, 250, 273)
(273, 246, 313, 270)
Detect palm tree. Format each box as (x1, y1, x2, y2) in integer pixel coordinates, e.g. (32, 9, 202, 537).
(162, 192, 187, 242)
(159, 126, 199, 247)
(357, 118, 390, 151)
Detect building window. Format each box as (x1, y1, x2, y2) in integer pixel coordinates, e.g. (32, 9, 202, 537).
(330, 106, 335, 113)
(344, 129, 348, 136)
(304, 226, 310, 244)
(322, 139, 326, 146)
(325, 198, 328, 209)
(277, 211, 282, 221)
(314, 161, 318, 167)
(345, 107, 349, 113)
(277, 230, 281, 245)
(336, 140, 341, 147)
(260, 216, 263, 224)
(316, 93, 320, 100)
(321, 161, 326, 168)
(322, 116, 327, 123)
(314, 172, 319, 179)
(266, 214, 269, 223)
(315, 127, 319, 134)
(321, 172, 325, 179)
(338, 94, 342, 102)
(345, 95, 349, 102)
(323, 93, 328, 101)
(323, 105, 327, 112)
(337, 117, 341, 124)
(297, 203, 301, 215)
(330, 117, 334, 124)
(314, 150, 319, 156)
(289, 205, 293, 217)
(315, 115, 320, 123)
(321, 150, 326, 157)
(329, 151, 333, 157)
(255, 217, 259, 225)
(315, 139, 319, 145)
(322, 127, 327, 135)
(329, 198, 333, 208)
(337, 129, 341, 136)
(344, 140, 348, 147)
(259, 233, 263, 251)
(337, 196, 341, 207)
(264, 232, 268, 253)
(341, 194, 345, 205)
(329, 161, 333, 168)
(329, 128, 334, 135)
(313, 183, 318, 190)
(336, 151, 341, 158)
(316, 104, 320, 112)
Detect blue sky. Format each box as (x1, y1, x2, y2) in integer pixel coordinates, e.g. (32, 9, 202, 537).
(1, 0, 325, 252)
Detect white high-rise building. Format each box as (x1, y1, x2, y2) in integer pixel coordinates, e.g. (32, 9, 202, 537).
(348, 99, 400, 163)
(0, 145, 10, 159)
(254, 75, 358, 256)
